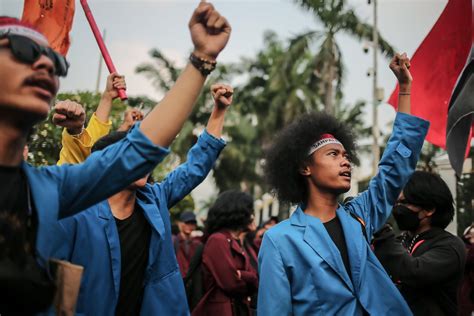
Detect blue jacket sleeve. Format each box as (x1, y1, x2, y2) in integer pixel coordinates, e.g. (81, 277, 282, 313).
(258, 233, 292, 315)
(154, 129, 226, 208)
(48, 123, 169, 218)
(346, 113, 429, 238)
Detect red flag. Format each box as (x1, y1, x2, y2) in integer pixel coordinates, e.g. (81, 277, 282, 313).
(21, 0, 75, 56)
(387, 0, 472, 149)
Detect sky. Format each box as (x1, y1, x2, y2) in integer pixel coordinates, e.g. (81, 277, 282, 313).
(0, 0, 449, 208)
(2, 0, 446, 109)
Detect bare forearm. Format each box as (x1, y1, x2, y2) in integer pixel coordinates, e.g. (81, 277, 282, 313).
(95, 94, 113, 123)
(140, 63, 206, 147)
(397, 83, 411, 114)
(206, 107, 226, 138)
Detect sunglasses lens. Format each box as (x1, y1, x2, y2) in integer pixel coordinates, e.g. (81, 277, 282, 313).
(9, 35, 41, 64)
(54, 52, 69, 77)
(8, 35, 69, 77)
(46, 48, 68, 76)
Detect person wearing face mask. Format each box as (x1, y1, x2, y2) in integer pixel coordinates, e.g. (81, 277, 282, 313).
(373, 171, 466, 316)
(257, 54, 427, 315)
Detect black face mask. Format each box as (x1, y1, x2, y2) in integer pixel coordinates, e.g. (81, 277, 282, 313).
(393, 205, 421, 231)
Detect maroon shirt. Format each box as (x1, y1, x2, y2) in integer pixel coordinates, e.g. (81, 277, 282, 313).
(175, 234, 202, 278)
(192, 230, 258, 316)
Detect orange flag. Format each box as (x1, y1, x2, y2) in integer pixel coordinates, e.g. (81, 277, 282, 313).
(21, 0, 75, 56)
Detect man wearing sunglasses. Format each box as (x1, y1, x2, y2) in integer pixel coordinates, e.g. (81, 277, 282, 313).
(0, 3, 231, 313)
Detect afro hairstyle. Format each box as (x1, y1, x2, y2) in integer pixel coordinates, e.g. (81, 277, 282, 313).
(264, 111, 357, 204)
(205, 190, 254, 236)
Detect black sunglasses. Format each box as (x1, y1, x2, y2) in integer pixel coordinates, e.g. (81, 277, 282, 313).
(1, 34, 69, 77)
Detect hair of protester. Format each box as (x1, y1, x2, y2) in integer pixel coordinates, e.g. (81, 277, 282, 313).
(205, 190, 254, 236)
(264, 111, 357, 204)
(91, 131, 127, 153)
(403, 170, 454, 229)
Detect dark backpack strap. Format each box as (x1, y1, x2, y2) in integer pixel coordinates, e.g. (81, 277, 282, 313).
(184, 243, 204, 283)
(349, 212, 369, 243)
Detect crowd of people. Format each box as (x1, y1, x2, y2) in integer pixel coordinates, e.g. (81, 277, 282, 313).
(0, 1, 472, 315)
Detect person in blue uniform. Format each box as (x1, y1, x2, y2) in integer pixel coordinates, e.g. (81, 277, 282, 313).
(0, 2, 231, 313)
(258, 53, 429, 315)
(55, 84, 233, 316)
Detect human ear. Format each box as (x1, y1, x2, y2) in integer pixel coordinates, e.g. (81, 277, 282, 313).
(299, 164, 311, 176)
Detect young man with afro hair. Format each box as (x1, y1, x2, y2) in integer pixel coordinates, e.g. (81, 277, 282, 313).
(257, 54, 429, 315)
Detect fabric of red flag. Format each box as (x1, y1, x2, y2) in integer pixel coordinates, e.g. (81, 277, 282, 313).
(387, 0, 472, 149)
(21, 0, 75, 56)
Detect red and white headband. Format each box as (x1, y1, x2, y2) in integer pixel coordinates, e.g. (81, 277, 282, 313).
(307, 134, 343, 156)
(0, 18, 48, 46)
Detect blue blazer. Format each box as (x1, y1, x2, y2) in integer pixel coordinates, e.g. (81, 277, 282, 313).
(23, 124, 169, 268)
(55, 130, 225, 316)
(258, 113, 430, 315)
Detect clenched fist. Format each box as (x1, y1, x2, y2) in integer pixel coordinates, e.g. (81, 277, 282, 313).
(117, 108, 144, 132)
(211, 83, 233, 109)
(52, 100, 86, 135)
(390, 53, 412, 87)
(189, 1, 231, 61)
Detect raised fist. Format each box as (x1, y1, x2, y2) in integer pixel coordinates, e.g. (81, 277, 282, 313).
(52, 100, 86, 135)
(189, 1, 231, 61)
(389, 53, 412, 86)
(211, 83, 233, 109)
(117, 108, 144, 132)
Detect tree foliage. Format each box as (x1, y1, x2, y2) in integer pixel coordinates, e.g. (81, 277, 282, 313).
(290, 0, 395, 114)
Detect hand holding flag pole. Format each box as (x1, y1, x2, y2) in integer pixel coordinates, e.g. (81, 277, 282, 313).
(80, 0, 127, 101)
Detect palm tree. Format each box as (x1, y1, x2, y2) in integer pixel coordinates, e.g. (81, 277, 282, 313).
(290, 0, 395, 115)
(234, 31, 322, 146)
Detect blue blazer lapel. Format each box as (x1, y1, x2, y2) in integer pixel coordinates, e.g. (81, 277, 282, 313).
(337, 207, 367, 290)
(97, 202, 121, 299)
(292, 207, 354, 292)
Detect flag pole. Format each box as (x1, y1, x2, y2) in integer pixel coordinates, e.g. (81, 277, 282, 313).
(80, 0, 127, 100)
(95, 29, 106, 94)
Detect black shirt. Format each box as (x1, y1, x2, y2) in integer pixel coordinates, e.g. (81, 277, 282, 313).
(374, 227, 467, 315)
(0, 165, 55, 315)
(0, 165, 35, 261)
(114, 207, 152, 316)
(323, 216, 351, 278)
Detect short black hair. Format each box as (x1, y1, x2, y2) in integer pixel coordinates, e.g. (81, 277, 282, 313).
(205, 190, 254, 235)
(91, 131, 127, 152)
(403, 171, 454, 229)
(264, 112, 357, 204)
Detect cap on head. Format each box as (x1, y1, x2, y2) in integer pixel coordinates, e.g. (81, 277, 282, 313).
(0, 16, 48, 46)
(179, 211, 197, 224)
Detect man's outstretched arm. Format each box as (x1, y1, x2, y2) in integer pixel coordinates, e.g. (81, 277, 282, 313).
(159, 83, 233, 207)
(139, 2, 231, 148)
(346, 54, 429, 237)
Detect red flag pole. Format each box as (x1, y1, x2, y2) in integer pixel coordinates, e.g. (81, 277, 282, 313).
(80, 0, 127, 101)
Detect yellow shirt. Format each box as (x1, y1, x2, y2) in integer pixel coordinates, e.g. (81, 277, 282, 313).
(57, 113, 112, 165)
